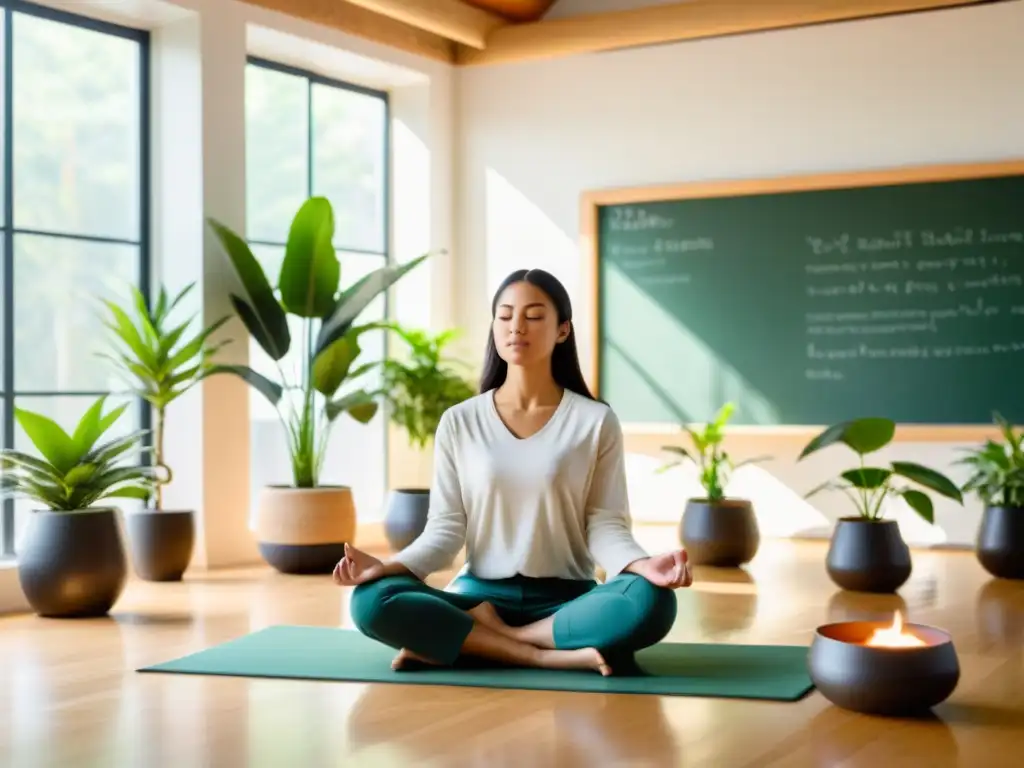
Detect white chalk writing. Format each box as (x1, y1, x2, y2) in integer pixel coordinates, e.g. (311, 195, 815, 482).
(607, 207, 674, 232)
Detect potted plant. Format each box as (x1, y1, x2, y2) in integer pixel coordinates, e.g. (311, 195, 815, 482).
(206, 196, 429, 574)
(956, 412, 1024, 580)
(379, 324, 475, 551)
(658, 402, 769, 567)
(0, 396, 156, 617)
(799, 417, 963, 593)
(97, 282, 230, 581)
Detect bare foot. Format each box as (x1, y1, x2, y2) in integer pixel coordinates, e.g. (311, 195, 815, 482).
(540, 647, 613, 676)
(391, 648, 443, 671)
(468, 601, 508, 632)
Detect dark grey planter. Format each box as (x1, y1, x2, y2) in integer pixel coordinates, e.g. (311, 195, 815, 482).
(126, 509, 195, 582)
(680, 498, 759, 567)
(17, 508, 128, 618)
(826, 518, 912, 593)
(976, 505, 1024, 580)
(384, 488, 431, 551)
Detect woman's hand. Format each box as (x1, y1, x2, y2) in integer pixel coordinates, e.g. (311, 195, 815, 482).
(629, 549, 693, 589)
(332, 543, 385, 586)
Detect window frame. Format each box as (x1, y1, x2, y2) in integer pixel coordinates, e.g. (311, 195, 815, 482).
(244, 55, 393, 505)
(0, 0, 151, 557)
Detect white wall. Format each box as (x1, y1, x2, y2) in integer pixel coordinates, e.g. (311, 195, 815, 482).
(455, 0, 1024, 547)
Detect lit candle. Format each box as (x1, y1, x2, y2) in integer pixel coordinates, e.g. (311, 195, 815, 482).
(863, 611, 926, 648)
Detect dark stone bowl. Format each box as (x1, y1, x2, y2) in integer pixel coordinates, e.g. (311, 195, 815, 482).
(808, 619, 960, 716)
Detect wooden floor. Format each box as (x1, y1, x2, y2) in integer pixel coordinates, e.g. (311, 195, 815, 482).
(1, 532, 1023, 767)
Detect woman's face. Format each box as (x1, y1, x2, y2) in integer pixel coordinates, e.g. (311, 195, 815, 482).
(492, 281, 569, 368)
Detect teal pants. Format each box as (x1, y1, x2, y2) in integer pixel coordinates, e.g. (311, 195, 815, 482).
(350, 571, 678, 666)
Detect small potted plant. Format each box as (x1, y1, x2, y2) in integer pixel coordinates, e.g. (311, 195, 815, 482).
(207, 196, 430, 574)
(0, 396, 156, 617)
(799, 417, 963, 593)
(379, 324, 475, 551)
(97, 282, 230, 581)
(956, 412, 1024, 580)
(658, 402, 769, 567)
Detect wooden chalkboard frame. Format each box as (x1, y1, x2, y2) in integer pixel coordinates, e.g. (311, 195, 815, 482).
(580, 158, 1024, 443)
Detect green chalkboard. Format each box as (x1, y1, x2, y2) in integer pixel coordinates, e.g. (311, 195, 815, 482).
(592, 164, 1024, 426)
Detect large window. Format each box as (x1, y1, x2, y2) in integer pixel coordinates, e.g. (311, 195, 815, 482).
(0, 3, 150, 556)
(244, 58, 390, 523)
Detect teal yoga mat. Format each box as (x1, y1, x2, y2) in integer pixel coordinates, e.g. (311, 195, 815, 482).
(139, 625, 814, 701)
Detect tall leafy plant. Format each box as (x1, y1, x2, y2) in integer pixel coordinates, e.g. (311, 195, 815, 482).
(207, 197, 429, 488)
(0, 396, 156, 511)
(381, 324, 475, 450)
(799, 417, 963, 523)
(658, 402, 769, 501)
(98, 283, 230, 509)
(956, 412, 1024, 508)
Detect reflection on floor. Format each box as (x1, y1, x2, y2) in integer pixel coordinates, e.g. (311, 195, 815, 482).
(0, 531, 1022, 767)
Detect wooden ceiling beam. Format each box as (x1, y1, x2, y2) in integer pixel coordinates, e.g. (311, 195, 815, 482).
(343, 0, 507, 48)
(241, 0, 456, 63)
(457, 0, 995, 66)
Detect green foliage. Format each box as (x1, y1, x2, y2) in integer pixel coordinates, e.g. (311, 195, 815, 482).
(0, 396, 156, 512)
(98, 283, 230, 509)
(381, 325, 475, 449)
(207, 197, 430, 488)
(799, 417, 963, 524)
(658, 402, 769, 502)
(955, 413, 1024, 508)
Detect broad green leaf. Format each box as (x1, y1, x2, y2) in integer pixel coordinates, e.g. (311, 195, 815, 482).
(278, 197, 340, 318)
(207, 217, 290, 359)
(891, 461, 963, 502)
(314, 253, 430, 358)
(710, 402, 736, 431)
(71, 396, 107, 454)
(63, 464, 98, 487)
(312, 333, 361, 397)
(798, 417, 895, 460)
(229, 296, 288, 362)
(14, 408, 80, 474)
(840, 467, 892, 489)
(100, 485, 153, 500)
(205, 364, 283, 407)
(326, 389, 379, 423)
(901, 489, 934, 523)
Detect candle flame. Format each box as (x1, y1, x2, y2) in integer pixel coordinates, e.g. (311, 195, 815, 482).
(864, 611, 926, 648)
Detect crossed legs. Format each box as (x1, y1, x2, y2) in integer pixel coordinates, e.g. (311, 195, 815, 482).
(349, 573, 677, 675)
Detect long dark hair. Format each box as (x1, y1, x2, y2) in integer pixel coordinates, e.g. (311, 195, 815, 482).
(479, 268, 598, 401)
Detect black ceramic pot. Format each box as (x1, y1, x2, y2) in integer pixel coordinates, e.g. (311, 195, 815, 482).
(808, 620, 960, 716)
(17, 508, 128, 618)
(126, 509, 195, 581)
(680, 498, 759, 567)
(976, 505, 1024, 580)
(384, 489, 431, 552)
(826, 518, 911, 593)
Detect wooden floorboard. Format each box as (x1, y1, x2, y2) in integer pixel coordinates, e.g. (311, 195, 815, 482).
(1, 532, 1023, 767)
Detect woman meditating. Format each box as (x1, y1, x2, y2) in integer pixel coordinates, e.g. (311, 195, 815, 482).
(333, 268, 693, 675)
